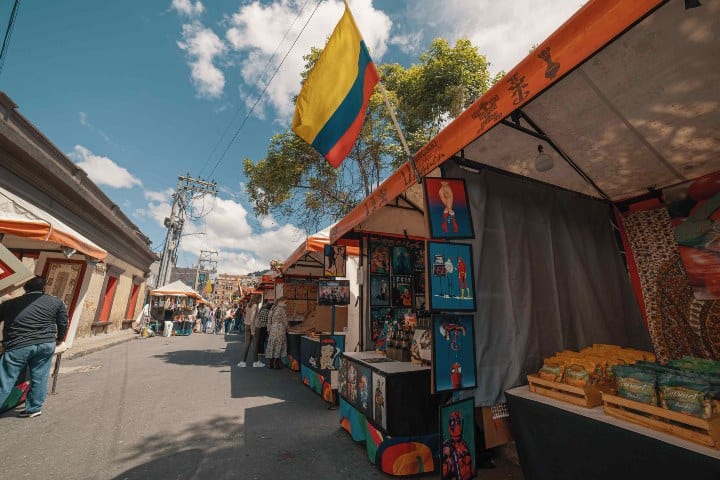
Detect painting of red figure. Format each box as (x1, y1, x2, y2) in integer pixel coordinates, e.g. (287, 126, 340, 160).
(642, 172, 720, 300)
(424, 178, 474, 239)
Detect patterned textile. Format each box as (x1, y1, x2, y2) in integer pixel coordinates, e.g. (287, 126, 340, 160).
(266, 305, 288, 359)
(623, 208, 720, 361)
(257, 308, 270, 328)
(490, 403, 510, 420)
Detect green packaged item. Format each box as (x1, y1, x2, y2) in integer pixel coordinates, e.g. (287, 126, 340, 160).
(657, 372, 712, 419)
(613, 365, 657, 405)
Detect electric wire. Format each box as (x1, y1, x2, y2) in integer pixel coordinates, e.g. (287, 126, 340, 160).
(0, 0, 22, 78)
(207, 0, 324, 178)
(197, 0, 314, 178)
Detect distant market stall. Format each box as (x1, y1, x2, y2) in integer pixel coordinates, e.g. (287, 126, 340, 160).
(149, 280, 205, 336)
(325, 0, 720, 478)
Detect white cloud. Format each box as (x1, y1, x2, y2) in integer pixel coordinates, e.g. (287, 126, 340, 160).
(78, 111, 113, 144)
(177, 21, 227, 98)
(389, 31, 423, 55)
(174, 196, 303, 274)
(225, 0, 392, 119)
(144, 188, 175, 203)
(171, 0, 204, 17)
(405, 0, 583, 75)
(79, 111, 89, 126)
(69, 145, 142, 189)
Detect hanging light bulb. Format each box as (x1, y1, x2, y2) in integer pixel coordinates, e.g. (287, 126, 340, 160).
(535, 145, 553, 172)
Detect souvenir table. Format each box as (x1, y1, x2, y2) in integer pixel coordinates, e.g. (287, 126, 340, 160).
(506, 386, 720, 480)
(300, 333, 346, 403)
(338, 351, 439, 476)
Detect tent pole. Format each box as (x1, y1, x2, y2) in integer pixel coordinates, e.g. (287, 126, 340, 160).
(377, 82, 422, 184)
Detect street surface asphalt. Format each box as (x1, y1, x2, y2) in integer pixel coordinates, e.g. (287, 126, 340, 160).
(0, 332, 523, 479)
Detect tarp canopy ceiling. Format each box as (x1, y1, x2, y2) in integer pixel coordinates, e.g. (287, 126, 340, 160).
(330, 0, 719, 242)
(282, 222, 360, 273)
(0, 186, 108, 260)
(150, 280, 203, 300)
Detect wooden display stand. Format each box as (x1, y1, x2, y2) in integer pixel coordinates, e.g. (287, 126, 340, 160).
(602, 393, 720, 449)
(527, 374, 603, 408)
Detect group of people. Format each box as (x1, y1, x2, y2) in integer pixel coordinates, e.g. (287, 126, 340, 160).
(236, 296, 288, 370)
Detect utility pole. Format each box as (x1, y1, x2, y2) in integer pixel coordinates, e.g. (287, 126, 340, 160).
(194, 249, 218, 293)
(157, 174, 218, 288)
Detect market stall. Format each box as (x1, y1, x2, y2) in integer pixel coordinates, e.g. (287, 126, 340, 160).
(149, 280, 205, 336)
(280, 224, 360, 400)
(323, 0, 720, 477)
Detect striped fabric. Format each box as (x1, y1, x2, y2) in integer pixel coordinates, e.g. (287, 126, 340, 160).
(292, 2, 380, 168)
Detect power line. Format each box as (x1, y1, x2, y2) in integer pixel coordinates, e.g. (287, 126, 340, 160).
(198, 0, 314, 178)
(207, 0, 324, 178)
(0, 0, 22, 78)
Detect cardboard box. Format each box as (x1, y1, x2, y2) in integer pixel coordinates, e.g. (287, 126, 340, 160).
(315, 305, 348, 333)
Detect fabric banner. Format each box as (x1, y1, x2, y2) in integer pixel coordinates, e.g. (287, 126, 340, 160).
(444, 162, 650, 405)
(621, 208, 720, 361)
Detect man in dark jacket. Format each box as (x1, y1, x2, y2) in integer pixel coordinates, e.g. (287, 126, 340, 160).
(0, 276, 68, 417)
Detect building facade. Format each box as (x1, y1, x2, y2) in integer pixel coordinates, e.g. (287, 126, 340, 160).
(0, 92, 156, 346)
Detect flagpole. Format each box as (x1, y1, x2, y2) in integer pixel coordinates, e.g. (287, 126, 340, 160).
(377, 82, 423, 184)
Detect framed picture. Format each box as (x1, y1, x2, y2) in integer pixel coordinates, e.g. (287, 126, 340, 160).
(284, 283, 297, 300)
(295, 283, 308, 300)
(411, 328, 432, 363)
(337, 355, 348, 399)
(409, 241, 425, 271)
(413, 271, 425, 294)
(324, 244, 347, 277)
(391, 275, 413, 307)
(319, 335, 345, 370)
(372, 371, 387, 430)
(428, 242, 476, 312)
(424, 177, 475, 239)
(369, 242, 391, 274)
(439, 398, 477, 480)
(370, 307, 392, 346)
(392, 245, 412, 274)
(317, 280, 350, 305)
(432, 314, 477, 392)
(370, 275, 390, 306)
(357, 364, 372, 417)
(346, 360, 359, 406)
(394, 308, 412, 321)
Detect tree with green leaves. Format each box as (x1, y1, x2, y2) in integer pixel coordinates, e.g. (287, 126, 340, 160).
(244, 38, 502, 233)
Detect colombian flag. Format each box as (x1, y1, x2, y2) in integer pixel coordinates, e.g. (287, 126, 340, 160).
(292, 2, 380, 168)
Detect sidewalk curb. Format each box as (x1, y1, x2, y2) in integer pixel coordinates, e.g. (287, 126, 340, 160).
(64, 334, 139, 360)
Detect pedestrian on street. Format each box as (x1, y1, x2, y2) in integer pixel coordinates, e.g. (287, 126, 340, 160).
(266, 297, 288, 369)
(224, 305, 235, 334)
(214, 306, 223, 334)
(233, 302, 244, 333)
(255, 301, 272, 362)
(0, 276, 68, 418)
(238, 295, 263, 367)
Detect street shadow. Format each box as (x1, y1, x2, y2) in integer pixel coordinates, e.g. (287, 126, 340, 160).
(153, 349, 231, 367)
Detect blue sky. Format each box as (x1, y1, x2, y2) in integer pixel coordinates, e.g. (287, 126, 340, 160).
(0, 0, 581, 274)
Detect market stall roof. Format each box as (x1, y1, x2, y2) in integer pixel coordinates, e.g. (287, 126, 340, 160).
(330, 0, 719, 242)
(0, 185, 108, 260)
(149, 280, 202, 299)
(283, 222, 360, 273)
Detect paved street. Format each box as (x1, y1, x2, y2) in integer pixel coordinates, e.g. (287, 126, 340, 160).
(0, 333, 522, 479)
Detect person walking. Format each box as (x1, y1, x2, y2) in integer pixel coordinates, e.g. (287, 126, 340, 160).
(238, 295, 262, 367)
(254, 302, 272, 363)
(0, 276, 68, 418)
(224, 305, 235, 335)
(214, 306, 223, 334)
(266, 297, 288, 369)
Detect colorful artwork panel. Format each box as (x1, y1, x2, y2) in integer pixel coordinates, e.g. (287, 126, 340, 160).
(369, 242, 391, 274)
(424, 177, 475, 239)
(432, 314, 477, 392)
(411, 328, 432, 362)
(357, 364, 372, 417)
(392, 275, 413, 307)
(370, 307, 392, 348)
(428, 242, 476, 312)
(392, 245, 412, 275)
(372, 371, 387, 430)
(439, 398, 477, 480)
(324, 244, 347, 277)
(338, 356, 348, 399)
(370, 275, 390, 306)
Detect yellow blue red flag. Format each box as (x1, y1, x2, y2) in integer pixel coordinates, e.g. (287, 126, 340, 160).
(292, 2, 380, 168)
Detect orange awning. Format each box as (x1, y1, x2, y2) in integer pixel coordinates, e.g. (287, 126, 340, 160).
(0, 187, 108, 260)
(283, 222, 359, 272)
(329, 0, 665, 243)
